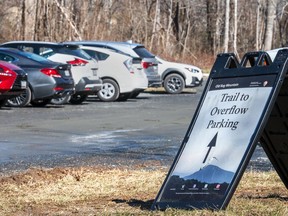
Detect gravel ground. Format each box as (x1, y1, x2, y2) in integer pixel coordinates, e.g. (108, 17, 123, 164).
(0, 81, 274, 174)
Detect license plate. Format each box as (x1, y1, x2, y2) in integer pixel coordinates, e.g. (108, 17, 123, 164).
(64, 70, 70, 76)
(21, 81, 27, 89)
(92, 69, 97, 76)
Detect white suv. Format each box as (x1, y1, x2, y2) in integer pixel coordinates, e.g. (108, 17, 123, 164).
(266, 47, 286, 61)
(0, 41, 103, 104)
(156, 56, 203, 94)
(64, 41, 162, 87)
(81, 46, 148, 102)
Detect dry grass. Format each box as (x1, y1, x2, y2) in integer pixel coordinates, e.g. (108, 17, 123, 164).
(0, 165, 287, 215)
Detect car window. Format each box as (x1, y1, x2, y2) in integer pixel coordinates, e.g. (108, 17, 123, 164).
(39, 47, 55, 58)
(22, 46, 34, 53)
(83, 49, 109, 61)
(0, 53, 16, 63)
(19, 51, 53, 64)
(133, 46, 155, 58)
(58, 47, 93, 60)
(12, 45, 37, 54)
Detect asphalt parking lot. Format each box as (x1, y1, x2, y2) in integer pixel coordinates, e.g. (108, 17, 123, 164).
(0, 82, 273, 173)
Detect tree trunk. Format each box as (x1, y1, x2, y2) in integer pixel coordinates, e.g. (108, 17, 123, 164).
(233, 0, 239, 57)
(263, 0, 276, 50)
(279, 3, 288, 46)
(165, 0, 173, 51)
(214, 0, 222, 54)
(206, 0, 218, 53)
(224, 0, 230, 52)
(150, 0, 161, 50)
(21, 0, 26, 40)
(256, 0, 261, 50)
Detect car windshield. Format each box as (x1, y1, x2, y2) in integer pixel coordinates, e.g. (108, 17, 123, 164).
(133, 46, 155, 58)
(19, 51, 53, 64)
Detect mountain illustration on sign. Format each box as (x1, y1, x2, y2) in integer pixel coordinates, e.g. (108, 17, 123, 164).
(183, 165, 234, 184)
(180, 132, 234, 184)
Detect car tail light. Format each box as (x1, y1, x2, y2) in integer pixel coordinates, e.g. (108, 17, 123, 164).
(141, 61, 153, 69)
(67, 58, 88, 66)
(54, 87, 64, 91)
(0, 65, 17, 90)
(41, 68, 62, 78)
(124, 59, 134, 74)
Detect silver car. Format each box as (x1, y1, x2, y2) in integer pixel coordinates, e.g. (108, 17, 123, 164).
(64, 41, 162, 87)
(80, 46, 148, 102)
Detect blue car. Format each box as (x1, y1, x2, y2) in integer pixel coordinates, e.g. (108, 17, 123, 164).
(0, 48, 74, 107)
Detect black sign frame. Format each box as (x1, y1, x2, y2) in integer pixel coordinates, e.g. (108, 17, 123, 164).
(151, 49, 288, 210)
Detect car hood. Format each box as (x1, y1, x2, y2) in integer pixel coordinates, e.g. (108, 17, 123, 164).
(156, 57, 202, 72)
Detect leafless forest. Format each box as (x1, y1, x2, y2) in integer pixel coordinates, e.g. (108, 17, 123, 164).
(0, 0, 288, 69)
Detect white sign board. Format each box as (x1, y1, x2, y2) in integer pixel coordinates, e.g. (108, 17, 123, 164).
(153, 74, 277, 210)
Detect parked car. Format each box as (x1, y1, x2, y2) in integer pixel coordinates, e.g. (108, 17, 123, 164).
(156, 56, 203, 94)
(79, 46, 148, 102)
(0, 61, 27, 107)
(0, 41, 102, 104)
(0, 48, 74, 107)
(63, 41, 161, 87)
(266, 47, 286, 61)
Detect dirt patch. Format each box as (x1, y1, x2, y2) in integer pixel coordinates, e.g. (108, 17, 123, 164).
(144, 87, 196, 94)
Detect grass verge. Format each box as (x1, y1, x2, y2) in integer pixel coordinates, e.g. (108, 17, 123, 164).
(0, 165, 287, 215)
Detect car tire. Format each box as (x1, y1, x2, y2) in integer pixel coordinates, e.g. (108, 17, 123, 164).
(164, 73, 185, 94)
(6, 86, 32, 107)
(97, 79, 120, 102)
(69, 94, 88, 104)
(50, 95, 71, 105)
(30, 99, 51, 107)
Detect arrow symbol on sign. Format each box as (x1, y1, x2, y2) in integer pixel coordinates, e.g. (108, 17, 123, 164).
(203, 132, 218, 164)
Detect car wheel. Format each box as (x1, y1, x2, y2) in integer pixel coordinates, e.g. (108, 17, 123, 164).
(50, 95, 71, 105)
(164, 73, 185, 94)
(6, 86, 32, 107)
(69, 94, 88, 104)
(30, 99, 51, 107)
(97, 79, 119, 102)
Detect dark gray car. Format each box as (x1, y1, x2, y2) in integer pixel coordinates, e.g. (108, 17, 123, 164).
(0, 48, 74, 107)
(0, 41, 102, 104)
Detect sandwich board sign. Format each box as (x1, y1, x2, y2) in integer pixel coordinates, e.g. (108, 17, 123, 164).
(151, 49, 288, 210)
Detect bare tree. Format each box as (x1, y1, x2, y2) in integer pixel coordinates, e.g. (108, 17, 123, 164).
(20, 0, 26, 40)
(214, 0, 223, 54)
(53, 0, 82, 40)
(256, 0, 261, 50)
(224, 0, 230, 52)
(165, 0, 174, 52)
(263, 0, 276, 50)
(278, 3, 288, 46)
(2, 0, 288, 68)
(150, 0, 161, 50)
(206, 0, 218, 53)
(233, 0, 239, 57)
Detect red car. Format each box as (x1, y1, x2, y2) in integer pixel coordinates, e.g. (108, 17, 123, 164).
(0, 61, 27, 107)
